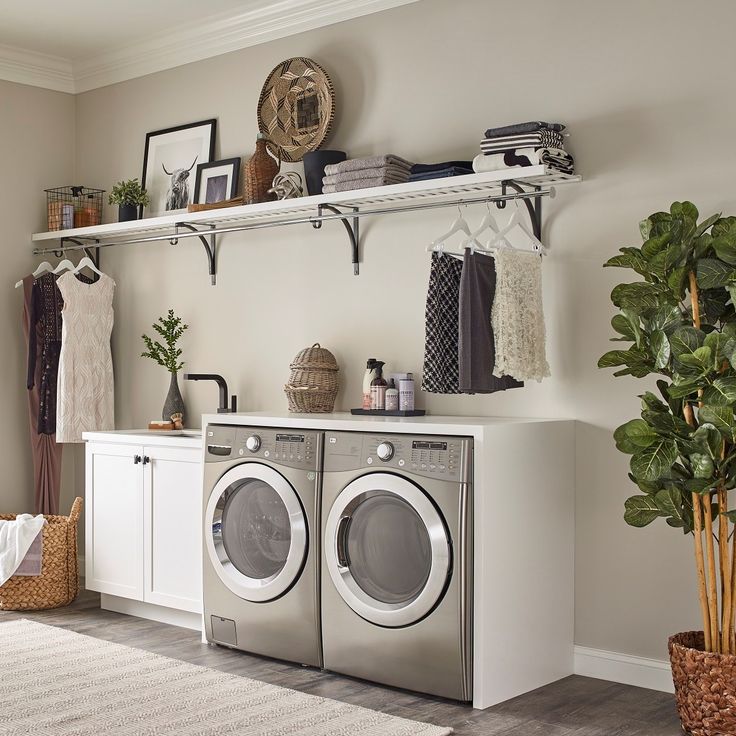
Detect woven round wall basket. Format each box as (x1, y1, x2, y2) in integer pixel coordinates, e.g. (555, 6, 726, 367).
(669, 631, 736, 735)
(285, 343, 339, 413)
(257, 57, 335, 163)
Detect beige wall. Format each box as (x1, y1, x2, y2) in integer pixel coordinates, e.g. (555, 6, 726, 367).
(0, 80, 76, 515)
(70, 0, 736, 660)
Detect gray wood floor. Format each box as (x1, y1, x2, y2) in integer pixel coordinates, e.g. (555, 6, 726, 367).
(1, 588, 683, 735)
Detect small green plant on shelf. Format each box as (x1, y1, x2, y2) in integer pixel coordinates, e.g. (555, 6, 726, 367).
(141, 309, 188, 374)
(108, 178, 150, 207)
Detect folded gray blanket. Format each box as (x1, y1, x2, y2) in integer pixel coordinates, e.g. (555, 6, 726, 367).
(323, 165, 410, 186)
(14, 532, 42, 576)
(324, 154, 414, 176)
(323, 176, 407, 193)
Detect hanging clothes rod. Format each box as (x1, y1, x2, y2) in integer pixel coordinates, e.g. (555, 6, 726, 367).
(32, 187, 553, 257)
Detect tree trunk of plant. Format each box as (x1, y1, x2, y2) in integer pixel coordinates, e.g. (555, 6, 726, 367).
(687, 270, 734, 655)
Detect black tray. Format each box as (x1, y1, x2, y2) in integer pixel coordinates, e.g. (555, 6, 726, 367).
(350, 408, 426, 417)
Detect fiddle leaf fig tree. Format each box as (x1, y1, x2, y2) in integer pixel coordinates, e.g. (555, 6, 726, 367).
(599, 201, 736, 655)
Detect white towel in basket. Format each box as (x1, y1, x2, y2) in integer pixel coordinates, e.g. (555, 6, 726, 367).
(0, 514, 46, 586)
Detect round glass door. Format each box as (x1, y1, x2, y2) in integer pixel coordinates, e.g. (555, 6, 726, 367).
(325, 473, 451, 627)
(205, 464, 307, 602)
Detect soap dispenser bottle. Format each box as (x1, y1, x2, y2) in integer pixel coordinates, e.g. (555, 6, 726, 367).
(362, 358, 378, 410)
(370, 361, 388, 410)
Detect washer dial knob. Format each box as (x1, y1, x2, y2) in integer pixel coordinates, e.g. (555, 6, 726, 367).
(376, 442, 395, 461)
(245, 435, 261, 452)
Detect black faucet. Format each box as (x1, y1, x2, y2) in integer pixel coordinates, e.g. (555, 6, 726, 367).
(184, 374, 238, 413)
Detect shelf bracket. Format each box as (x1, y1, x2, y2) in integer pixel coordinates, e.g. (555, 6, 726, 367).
(312, 204, 360, 275)
(174, 223, 217, 285)
(497, 180, 543, 240)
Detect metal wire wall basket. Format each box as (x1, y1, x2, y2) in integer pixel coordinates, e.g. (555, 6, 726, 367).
(45, 186, 105, 231)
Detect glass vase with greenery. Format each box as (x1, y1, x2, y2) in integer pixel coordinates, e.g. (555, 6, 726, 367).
(141, 309, 188, 422)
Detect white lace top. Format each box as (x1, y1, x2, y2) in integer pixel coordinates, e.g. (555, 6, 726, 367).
(491, 249, 550, 382)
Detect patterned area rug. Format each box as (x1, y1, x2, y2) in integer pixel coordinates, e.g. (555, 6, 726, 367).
(0, 620, 452, 735)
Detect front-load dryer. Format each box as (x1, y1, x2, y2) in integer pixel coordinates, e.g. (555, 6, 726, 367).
(203, 424, 322, 667)
(321, 431, 473, 701)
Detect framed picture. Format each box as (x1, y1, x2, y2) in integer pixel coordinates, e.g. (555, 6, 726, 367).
(194, 158, 241, 205)
(141, 119, 217, 217)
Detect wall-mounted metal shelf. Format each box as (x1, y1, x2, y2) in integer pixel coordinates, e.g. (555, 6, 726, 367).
(31, 167, 580, 284)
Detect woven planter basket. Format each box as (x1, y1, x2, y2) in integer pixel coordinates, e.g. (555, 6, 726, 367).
(285, 343, 339, 413)
(0, 497, 82, 611)
(669, 631, 736, 735)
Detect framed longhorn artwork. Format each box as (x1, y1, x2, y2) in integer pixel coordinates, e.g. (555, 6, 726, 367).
(141, 119, 217, 218)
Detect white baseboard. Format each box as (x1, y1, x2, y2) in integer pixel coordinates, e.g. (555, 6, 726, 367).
(100, 593, 202, 631)
(574, 645, 673, 693)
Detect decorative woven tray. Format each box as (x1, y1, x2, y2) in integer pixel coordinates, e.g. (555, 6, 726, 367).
(257, 57, 335, 163)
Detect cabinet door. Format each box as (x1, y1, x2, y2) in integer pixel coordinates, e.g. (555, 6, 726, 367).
(85, 442, 144, 599)
(143, 445, 203, 613)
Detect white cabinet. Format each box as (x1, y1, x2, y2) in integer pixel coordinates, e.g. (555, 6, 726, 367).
(84, 433, 203, 627)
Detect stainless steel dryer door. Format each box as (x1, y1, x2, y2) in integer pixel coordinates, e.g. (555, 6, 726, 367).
(325, 473, 451, 627)
(205, 463, 307, 602)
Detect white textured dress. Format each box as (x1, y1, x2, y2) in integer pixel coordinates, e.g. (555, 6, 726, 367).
(56, 272, 115, 443)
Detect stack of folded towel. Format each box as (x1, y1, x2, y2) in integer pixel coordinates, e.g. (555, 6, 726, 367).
(408, 161, 474, 182)
(473, 121, 574, 175)
(322, 155, 414, 193)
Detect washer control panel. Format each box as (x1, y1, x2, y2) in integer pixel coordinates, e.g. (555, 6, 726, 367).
(205, 425, 321, 470)
(324, 432, 472, 483)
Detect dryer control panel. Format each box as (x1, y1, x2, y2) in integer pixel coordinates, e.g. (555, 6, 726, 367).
(324, 432, 472, 483)
(205, 425, 321, 471)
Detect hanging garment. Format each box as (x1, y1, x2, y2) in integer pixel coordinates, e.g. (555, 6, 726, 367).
(491, 249, 550, 382)
(421, 252, 463, 394)
(27, 273, 64, 435)
(23, 276, 63, 515)
(458, 250, 524, 393)
(56, 272, 115, 443)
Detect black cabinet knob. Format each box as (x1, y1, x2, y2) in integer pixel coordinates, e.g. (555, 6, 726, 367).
(133, 455, 142, 465)
(142, 456, 151, 465)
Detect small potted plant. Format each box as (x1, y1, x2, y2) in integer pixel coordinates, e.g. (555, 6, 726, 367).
(109, 178, 150, 222)
(141, 310, 189, 424)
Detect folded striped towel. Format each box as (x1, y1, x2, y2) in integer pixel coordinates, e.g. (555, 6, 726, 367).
(324, 154, 414, 177)
(484, 121, 565, 138)
(322, 176, 408, 193)
(480, 131, 564, 153)
(322, 165, 411, 186)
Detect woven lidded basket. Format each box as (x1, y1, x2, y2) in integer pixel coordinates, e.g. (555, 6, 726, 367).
(285, 343, 339, 413)
(669, 631, 736, 736)
(0, 498, 82, 611)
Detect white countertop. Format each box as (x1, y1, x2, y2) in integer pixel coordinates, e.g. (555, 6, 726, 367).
(82, 429, 203, 448)
(201, 411, 572, 437)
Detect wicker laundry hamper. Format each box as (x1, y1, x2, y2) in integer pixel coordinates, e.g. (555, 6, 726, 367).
(0, 497, 82, 611)
(285, 343, 339, 413)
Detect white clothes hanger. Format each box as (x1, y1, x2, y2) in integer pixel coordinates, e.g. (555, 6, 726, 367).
(52, 259, 75, 275)
(73, 256, 104, 278)
(486, 199, 548, 255)
(14, 261, 52, 289)
(462, 202, 512, 253)
(427, 206, 472, 255)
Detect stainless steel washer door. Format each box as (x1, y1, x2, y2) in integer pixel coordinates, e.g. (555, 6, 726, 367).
(205, 463, 307, 602)
(325, 473, 451, 627)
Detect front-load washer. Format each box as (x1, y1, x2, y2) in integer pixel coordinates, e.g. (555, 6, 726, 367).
(203, 424, 322, 667)
(321, 431, 473, 701)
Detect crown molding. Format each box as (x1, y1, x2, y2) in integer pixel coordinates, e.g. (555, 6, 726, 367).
(72, 0, 421, 93)
(0, 43, 74, 94)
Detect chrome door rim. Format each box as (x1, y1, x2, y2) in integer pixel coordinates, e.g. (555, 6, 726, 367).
(325, 472, 450, 627)
(205, 463, 307, 602)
